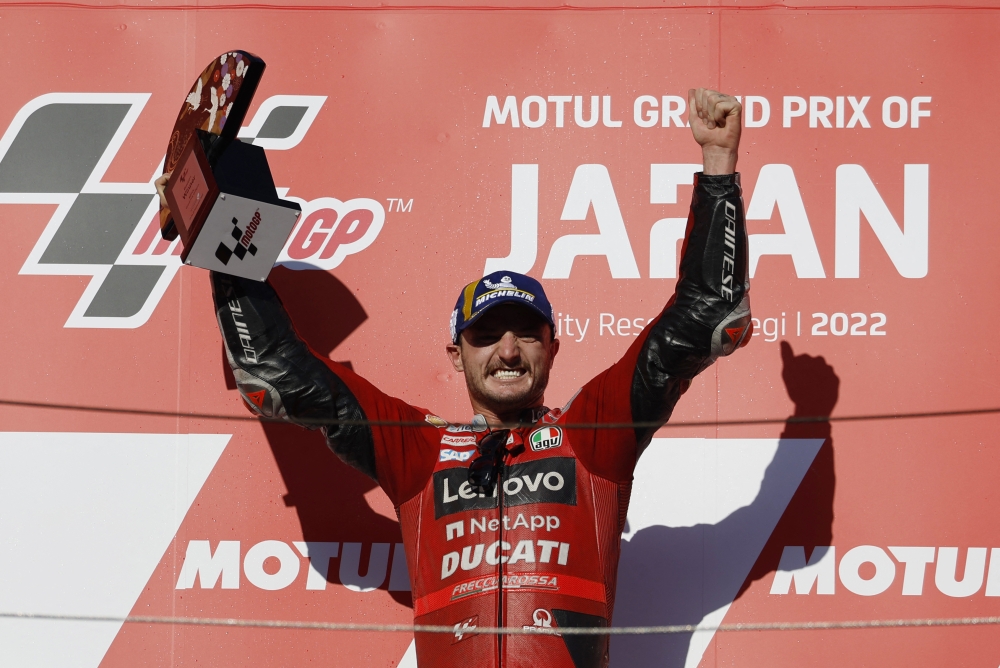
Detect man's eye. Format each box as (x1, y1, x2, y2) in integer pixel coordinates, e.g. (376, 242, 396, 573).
(472, 332, 503, 344)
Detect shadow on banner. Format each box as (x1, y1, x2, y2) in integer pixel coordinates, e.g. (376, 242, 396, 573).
(612, 341, 838, 667)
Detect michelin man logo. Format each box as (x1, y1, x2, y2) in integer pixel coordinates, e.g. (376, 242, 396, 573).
(483, 275, 517, 291)
(0, 93, 329, 328)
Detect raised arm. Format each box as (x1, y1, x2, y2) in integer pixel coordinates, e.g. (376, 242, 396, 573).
(152, 173, 379, 478)
(154, 173, 437, 501)
(210, 271, 379, 477)
(212, 272, 440, 503)
(565, 88, 752, 478)
(629, 88, 752, 449)
(153, 172, 381, 477)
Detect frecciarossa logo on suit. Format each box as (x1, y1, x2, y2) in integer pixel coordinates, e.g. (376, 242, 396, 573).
(434, 458, 577, 519)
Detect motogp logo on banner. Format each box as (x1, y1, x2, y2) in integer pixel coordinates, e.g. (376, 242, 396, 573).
(277, 196, 385, 270)
(0, 93, 384, 329)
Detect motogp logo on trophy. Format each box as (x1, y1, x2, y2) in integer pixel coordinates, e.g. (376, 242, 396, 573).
(1, 93, 385, 328)
(218, 212, 262, 265)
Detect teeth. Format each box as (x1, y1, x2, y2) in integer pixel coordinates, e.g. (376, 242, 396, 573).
(492, 369, 524, 379)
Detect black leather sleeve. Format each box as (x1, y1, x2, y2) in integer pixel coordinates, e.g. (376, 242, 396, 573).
(210, 272, 378, 478)
(631, 173, 752, 452)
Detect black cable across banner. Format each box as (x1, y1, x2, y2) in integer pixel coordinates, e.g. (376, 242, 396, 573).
(3, 611, 1000, 634)
(0, 397, 997, 430)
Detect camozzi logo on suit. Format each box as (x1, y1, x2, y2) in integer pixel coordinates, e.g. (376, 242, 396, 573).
(0, 93, 385, 328)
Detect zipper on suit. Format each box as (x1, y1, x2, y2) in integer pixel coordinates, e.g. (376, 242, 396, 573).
(496, 453, 505, 666)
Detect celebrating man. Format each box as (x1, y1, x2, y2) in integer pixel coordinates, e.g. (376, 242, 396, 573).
(157, 87, 751, 668)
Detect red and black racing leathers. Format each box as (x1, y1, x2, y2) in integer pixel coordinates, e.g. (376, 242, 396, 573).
(210, 172, 751, 668)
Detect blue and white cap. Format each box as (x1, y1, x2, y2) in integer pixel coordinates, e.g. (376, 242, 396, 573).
(450, 271, 555, 343)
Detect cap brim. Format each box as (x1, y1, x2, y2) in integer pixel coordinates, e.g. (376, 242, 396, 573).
(456, 298, 554, 341)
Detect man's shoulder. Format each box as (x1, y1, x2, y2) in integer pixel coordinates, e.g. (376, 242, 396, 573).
(541, 392, 581, 425)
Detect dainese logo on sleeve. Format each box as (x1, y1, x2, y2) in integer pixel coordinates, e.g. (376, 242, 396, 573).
(529, 427, 563, 451)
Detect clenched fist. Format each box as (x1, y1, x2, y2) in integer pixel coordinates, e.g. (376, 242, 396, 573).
(688, 88, 741, 175)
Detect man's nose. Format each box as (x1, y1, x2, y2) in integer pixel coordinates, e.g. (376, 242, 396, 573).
(497, 331, 520, 364)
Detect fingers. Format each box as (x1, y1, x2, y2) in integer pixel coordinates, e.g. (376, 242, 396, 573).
(712, 95, 741, 127)
(780, 340, 794, 365)
(689, 88, 741, 129)
(689, 88, 714, 128)
(154, 172, 171, 209)
(698, 88, 713, 126)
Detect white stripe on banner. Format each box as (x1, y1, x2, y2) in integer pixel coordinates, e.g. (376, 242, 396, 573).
(0, 432, 229, 668)
(613, 437, 823, 668)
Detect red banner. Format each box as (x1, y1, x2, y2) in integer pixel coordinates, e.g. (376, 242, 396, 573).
(0, 3, 998, 666)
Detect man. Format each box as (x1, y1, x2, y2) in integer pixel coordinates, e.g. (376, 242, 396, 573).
(157, 87, 751, 668)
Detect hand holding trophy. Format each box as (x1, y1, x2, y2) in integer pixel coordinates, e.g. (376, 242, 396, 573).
(157, 51, 301, 281)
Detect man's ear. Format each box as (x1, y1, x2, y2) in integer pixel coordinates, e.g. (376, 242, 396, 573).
(549, 337, 560, 367)
(446, 341, 464, 372)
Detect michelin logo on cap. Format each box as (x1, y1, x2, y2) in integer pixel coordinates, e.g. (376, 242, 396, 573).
(474, 275, 536, 308)
(450, 270, 556, 343)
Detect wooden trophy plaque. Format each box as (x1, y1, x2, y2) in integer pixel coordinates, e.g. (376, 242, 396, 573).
(160, 51, 302, 282)
(160, 50, 265, 241)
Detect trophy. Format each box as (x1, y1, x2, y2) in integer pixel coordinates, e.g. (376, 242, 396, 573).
(159, 51, 301, 281)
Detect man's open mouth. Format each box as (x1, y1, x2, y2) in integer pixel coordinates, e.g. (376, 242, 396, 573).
(490, 369, 526, 380)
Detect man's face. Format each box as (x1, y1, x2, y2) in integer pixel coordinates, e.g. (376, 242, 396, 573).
(446, 304, 560, 416)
